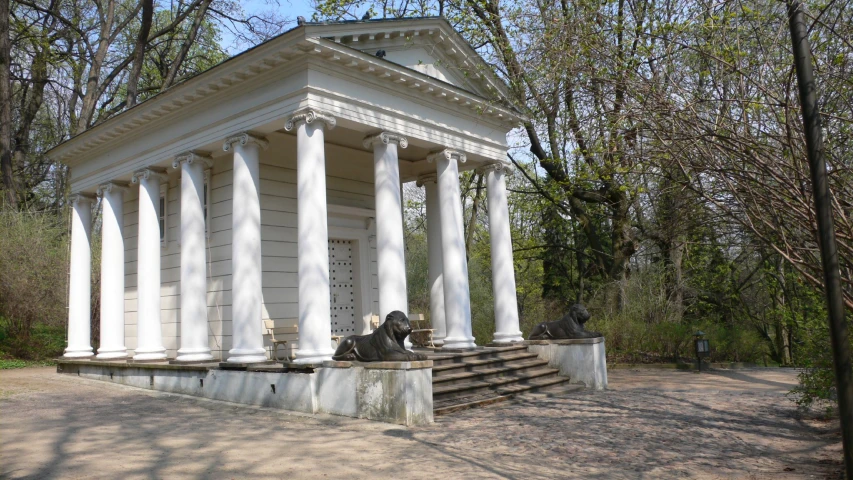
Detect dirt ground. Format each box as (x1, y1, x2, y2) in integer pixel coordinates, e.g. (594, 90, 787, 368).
(0, 367, 844, 479)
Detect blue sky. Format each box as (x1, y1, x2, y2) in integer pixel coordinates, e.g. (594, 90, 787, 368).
(219, 0, 317, 54)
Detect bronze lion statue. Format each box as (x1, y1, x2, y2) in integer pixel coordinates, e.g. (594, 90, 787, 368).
(332, 310, 428, 362)
(528, 304, 602, 340)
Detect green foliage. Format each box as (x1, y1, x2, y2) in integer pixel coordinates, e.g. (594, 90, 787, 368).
(584, 266, 769, 364)
(0, 210, 70, 359)
(789, 311, 849, 411)
(0, 359, 57, 369)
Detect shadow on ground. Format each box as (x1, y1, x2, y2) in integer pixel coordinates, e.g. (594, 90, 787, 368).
(0, 367, 843, 479)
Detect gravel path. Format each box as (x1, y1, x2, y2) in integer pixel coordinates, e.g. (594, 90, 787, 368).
(0, 367, 843, 479)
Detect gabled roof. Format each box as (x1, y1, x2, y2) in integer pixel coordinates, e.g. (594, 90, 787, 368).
(47, 17, 521, 164)
(302, 17, 512, 101)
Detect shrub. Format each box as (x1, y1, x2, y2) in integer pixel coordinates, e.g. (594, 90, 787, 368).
(0, 210, 69, 359)
(584, 266, 768, 364)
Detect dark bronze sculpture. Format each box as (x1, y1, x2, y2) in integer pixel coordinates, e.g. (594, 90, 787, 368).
(332, 311, 428, 362)
(528, 304, 603, 340)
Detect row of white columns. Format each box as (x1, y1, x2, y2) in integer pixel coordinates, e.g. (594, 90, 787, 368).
(64, 107, 523, 364)
(64, 135, 271, 362)
(417, 155, 524, 347)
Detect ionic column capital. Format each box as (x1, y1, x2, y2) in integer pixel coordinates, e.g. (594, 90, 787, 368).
(426, 149, 467, 164)
(475, 162, 514, 176)
(131, 167, 168, 184)
(172, 151, 213, 170)
(223, 132, 268, 152)
(363, 132, 408, 149)
(284, 107, 336, 131)
(416, 173, 438, 187)
(96, 181, 130, 196)
(69, 192, 96, 205)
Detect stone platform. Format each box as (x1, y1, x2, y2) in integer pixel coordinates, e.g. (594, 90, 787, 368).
(55, 339, 606, 424)
(525, 338, 608, 390)
(56, 358, 433, 426)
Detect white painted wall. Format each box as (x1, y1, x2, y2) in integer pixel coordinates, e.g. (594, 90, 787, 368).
(122, 134, 380, 360)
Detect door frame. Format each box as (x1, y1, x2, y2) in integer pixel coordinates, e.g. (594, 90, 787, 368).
(328, 205, 375, 335)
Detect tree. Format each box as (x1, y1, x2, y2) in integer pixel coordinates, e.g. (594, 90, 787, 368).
(0, 0, 288, 209)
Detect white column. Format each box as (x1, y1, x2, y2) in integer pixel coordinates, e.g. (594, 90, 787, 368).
(285, 108, 336, 364)
(96, 182, 129, 359)
(363, 132, 409, 318)
(173, 153, 214, 362)
(130, 168, 168, 360)
(223, 133, 268, 363)
(417, 174, 446, 345)
(479, 163, 524, 343)
(65, 194, 95, 357)
(428, 150, 476, 349)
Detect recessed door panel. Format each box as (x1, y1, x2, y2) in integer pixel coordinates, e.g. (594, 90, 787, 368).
(329, 239, 356, 335)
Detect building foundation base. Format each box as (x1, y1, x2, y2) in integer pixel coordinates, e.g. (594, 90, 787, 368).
(56, 358, 433, 426)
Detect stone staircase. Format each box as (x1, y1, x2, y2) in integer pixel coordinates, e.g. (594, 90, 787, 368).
(428, 345, 581, 415)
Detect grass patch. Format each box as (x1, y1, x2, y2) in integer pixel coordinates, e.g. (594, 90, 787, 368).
(0, 359, 56, 369)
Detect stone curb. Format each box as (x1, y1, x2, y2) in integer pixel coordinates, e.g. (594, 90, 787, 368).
(608, 362, 773, 370)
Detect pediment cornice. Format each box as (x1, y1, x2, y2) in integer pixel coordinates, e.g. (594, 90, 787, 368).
(48, 18, 521, 165)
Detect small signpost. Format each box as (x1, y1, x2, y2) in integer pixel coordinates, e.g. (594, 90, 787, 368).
(693, 331, 709, 373)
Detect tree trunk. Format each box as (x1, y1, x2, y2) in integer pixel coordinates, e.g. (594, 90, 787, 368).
(13, 39, 49, 160)
(775, 261, 793, 365)
(0, 0, 15, 208)
(609, 191, 635, 311)
(162, 0, 211, 89)
(76, 0, 117, 133)
(125, 0, 154, 108)
(669, 240, 685, 322)
(464, 173, 483, 260)
(575, 221, 585, 304)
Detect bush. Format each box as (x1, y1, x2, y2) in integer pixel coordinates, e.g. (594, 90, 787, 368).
(789, 311, 848, 411)
(584, 266, 768, 364)
(0, 210, 69, 359)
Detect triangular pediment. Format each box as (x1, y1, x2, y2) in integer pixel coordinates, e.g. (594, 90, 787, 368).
(303, 17, 508, 101)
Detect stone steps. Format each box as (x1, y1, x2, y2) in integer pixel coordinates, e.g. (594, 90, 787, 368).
(429, 345, 529, 367)
(434, 376, 581, 415)
(432, 358, 551, 387)
(432, 352, 543, 375)
(429, 345, 573, 415)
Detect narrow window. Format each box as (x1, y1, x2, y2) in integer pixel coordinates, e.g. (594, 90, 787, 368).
(159, 183, 168, 247)
(204, 168, 212, 237)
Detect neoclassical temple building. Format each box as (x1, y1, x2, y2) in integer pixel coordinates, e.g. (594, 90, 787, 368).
(54, 17, 525, 364)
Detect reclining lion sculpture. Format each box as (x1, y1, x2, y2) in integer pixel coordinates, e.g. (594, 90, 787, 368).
(332, 310, 428, 362)
(528, 304, 603, 340)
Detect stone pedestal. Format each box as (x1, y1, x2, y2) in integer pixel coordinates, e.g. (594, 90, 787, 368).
(317, 360, 433, 425)
(526, 338, 608, 390)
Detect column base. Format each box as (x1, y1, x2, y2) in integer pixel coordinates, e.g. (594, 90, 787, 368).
(441, 336, 477, 350)
(227, 347, 268, 364)
(175, 348, 214, 362)
(133, 347, 167, 360)
(63, 347, 94, 358)
(292, 347, 336, 364)
(96, 349, 128, 359)
(491, 332, 524, 344)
